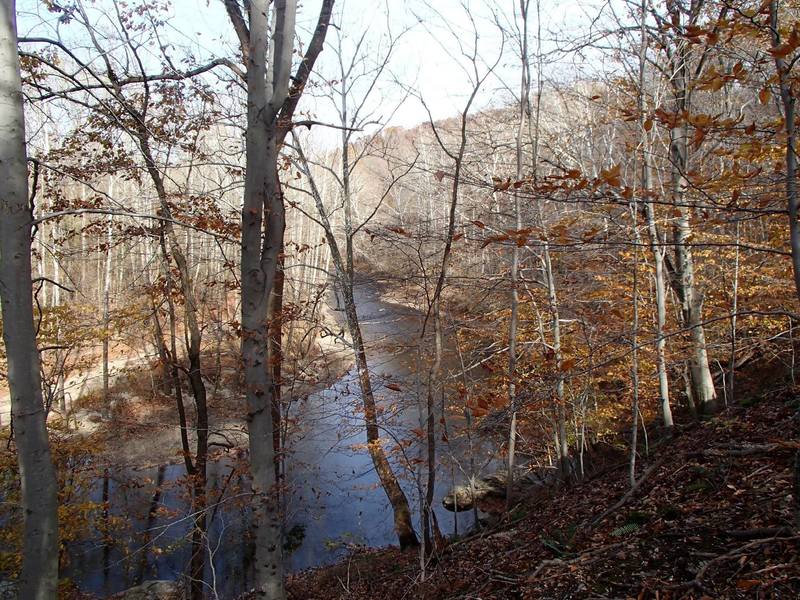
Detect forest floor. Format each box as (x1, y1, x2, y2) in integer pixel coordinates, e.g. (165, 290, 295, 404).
(286, 391, 800, 599)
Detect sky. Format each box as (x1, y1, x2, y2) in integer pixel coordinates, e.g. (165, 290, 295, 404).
(17, 0, 618, 136)
(175, 0, 612, 127)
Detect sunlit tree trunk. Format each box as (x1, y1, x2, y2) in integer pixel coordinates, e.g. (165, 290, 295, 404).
(637, 0, 672, 429)
(642, 180, 672, 427)
(664, 0, 716, 414)
(541, 232, 569, 478)
(0, 3, 59, 597)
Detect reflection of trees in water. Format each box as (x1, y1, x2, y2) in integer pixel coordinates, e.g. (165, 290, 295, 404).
(66, 457, 259, 597)
(134, 465, 165, 585)
(65, 287, 497, 594)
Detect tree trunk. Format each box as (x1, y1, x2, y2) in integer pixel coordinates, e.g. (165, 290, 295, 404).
(268, 246, 285, 483)
(637, 0, 672, 429)
(506, 0, 525, 509)
(102, 193, 113, 418)
(666, 3, 716, 414)
(127, 92, 209, 598)
(230, 0, 334, 592)
(424, 301, 443, 555)
(643, 187, 672, 428)
(242, 131, 286, 599)
(240, 5, 290, 595)
(770, 0, 800, 532)
(629, 205, 641, 489)
(543, 241, 569, 479)
(0, 3, 60, 597)
(294, 132, 419, 549)
(342, 284, 419, 549)
(771, 0, 800, 302)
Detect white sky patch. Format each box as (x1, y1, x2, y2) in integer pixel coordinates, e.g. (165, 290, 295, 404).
(17, 0, 621, 142)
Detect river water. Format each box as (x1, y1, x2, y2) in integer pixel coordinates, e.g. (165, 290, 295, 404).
(64, 283, 497, 598)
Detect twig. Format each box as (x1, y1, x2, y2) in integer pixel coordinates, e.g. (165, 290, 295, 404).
(673, 534, 800, 593)
(591, 457, 667, 526)
(700, 442, 800, 457)
(725, 527, 794, 540)
(526, 541, 626, 580)
(32, 276, 75, 293)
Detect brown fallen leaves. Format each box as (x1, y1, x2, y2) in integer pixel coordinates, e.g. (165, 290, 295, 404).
(283, 393, 799, 600)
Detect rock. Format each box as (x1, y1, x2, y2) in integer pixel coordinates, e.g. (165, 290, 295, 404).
(85, 410, 104, 423)
(442, 469, 545, 513)
(112, 580, 181, 600)
(0, 581, 17, 600)
(442, 475, 506, 512)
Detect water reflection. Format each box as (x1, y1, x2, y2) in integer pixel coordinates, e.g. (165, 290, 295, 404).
(64, 284, 496, 597)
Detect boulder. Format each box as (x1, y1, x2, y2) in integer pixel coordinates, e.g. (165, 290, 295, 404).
(0, 581, 16, 600)
(442, 473, 506, 512)
(112, 580, 181, 600)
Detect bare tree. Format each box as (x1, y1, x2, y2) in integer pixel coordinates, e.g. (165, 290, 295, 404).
(768, 0, 800, 530)
(413, 2, 504, 543)
(634, 0, 673, 429)
(770, 0, 800, 302)
(224, 0, 334, 594)
(506, 0, 533, 506)
(653, 0, 717, 413)
(290, 10, 420, 549)
(0, 2, 59, 598)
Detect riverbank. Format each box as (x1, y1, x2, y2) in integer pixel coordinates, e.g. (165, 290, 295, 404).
(285, 392, 800, 599)
(49, 280, 498, 597)
(60, 302, 355, 469)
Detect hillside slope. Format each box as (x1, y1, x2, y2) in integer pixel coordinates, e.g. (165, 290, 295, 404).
(287, 395, 799, 599)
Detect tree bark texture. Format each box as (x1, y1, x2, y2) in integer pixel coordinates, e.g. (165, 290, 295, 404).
(0, 2, 60, 597)
(665, 0, 717, 413)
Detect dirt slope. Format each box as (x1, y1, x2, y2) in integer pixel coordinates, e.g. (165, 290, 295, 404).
(286, 396, 800, 600)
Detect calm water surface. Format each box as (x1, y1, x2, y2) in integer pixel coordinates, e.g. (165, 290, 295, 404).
(65, 284, 496, 597)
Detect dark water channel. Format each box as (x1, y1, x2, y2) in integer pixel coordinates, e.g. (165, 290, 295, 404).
(65, 284, 497, 598)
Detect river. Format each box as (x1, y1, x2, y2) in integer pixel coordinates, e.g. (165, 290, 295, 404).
(63, 282, 497, 598)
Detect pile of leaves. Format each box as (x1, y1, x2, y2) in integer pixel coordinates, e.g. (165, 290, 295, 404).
(286, 394, 799, 599)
